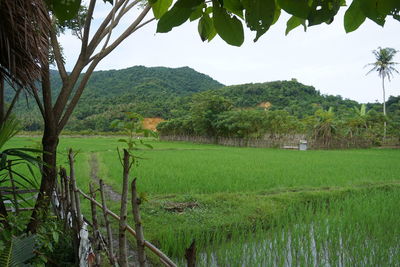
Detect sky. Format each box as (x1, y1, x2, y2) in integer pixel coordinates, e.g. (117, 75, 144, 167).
(60, 2, 400, 104)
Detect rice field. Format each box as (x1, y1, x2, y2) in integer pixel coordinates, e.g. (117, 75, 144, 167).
(191, 189, 400, 266)
(7, 136, 400, 265)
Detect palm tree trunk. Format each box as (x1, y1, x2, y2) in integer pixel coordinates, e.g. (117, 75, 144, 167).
(382, 76, 387, 140)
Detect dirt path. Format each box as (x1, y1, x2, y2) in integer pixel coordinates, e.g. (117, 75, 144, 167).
(89, 153, 121, 202)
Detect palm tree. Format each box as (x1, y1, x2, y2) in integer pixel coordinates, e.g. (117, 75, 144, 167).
(366, 47, 399, 138)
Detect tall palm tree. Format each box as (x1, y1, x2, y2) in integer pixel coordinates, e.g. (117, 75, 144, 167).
(366, 47, 399, 138)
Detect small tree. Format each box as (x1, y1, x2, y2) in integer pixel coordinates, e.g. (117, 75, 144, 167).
(111, 112, 157, 151)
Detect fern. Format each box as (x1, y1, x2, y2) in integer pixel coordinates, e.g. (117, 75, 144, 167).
(0, 235, 36, 267)
(0, 238, 12, 267)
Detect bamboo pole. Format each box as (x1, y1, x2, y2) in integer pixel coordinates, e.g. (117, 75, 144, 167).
(118, 149, 130, 267)
(131, 178, 147, 267)
(77, 188, 176, 267)
(89, 182, 102, 266)
(99, 179, 116, 266)
(8, 161, 19, 214)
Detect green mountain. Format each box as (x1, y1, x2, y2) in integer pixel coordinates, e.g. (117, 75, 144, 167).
(5, 66, 223, 131)
(6, 65, 396, 133)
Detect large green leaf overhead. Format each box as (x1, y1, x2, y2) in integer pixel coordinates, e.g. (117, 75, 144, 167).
(242, 0, 277, 41)
(49, 0, 400, 45)
(277, 0, 310, 19)
(198, 14, 217, 42)
(212, 0, 244, 46)
(151, 0, 173, 19)
(344, 0, 366, 33)
(153, 0, 400, 46)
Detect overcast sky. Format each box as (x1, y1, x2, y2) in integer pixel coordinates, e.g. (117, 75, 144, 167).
(60, 3, 400, 104)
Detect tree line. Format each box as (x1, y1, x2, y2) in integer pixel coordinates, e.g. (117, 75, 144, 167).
(157, 92, 400, 146)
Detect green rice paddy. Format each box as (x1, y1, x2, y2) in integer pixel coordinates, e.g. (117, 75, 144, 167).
(7, 136, 400, 265)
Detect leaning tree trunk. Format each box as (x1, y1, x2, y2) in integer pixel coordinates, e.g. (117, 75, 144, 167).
(27, 61, 60, 233)
(27, 124, 59, 232)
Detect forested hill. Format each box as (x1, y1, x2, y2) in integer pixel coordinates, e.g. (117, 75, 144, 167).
(6, 66, 224, 130)
(7, 66, 392, 132)
(214, 80, 359, 117)
(83, 65, 224, 97)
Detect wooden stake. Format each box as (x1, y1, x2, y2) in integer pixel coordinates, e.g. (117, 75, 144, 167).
(68, 169, 80, 264)
(185, 240, 196, 267)
(89, 182, 102, 267)
(60, 167, 70, 223)
(100, 179, 116, 266)
(69, 149, 82, 229)
(59, 168, 65, 203)
(118, 149, 130, 267)
(131, 178, 147, 267)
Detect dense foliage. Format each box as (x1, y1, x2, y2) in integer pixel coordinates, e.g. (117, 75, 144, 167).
(158, 91, 398, 146)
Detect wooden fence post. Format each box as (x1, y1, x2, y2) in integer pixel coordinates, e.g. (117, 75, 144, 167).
(185, 240, 196, 267)
(69, 149, 83, 229)
(131, 178, 147, 267)
(68, 167, 80, 264)
(8, 160, 19, 214)
(89, 182, 102, 267)
(118, 149, 130, 267)
(59, 168, 64, 206)
(60, 167, 70, 224)
(100, 179, 116, 266)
